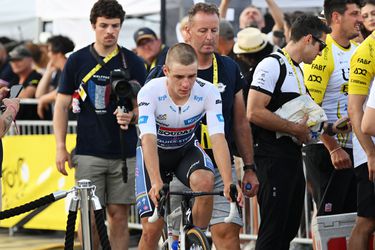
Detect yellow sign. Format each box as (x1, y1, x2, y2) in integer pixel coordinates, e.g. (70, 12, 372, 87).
(1, 134, 77, 230)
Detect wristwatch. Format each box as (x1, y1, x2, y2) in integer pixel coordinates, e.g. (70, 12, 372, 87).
(243, 164, 256, 172)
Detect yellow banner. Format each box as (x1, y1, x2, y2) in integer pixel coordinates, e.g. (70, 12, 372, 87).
(1, 134, 77, 231)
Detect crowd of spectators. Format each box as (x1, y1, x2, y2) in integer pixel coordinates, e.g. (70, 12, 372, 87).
(3, 0, 375, 249)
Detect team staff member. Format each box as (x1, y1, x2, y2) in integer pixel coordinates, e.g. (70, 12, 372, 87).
(179, 3, 258, 250)
(53, 0, 146, 249)
(248, 15, 331, 250)
(303, 0, 363, 216)
(136, 43, 241, 249)
(348, 31, 375, 250)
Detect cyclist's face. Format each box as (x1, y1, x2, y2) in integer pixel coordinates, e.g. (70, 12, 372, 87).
(362, 3, 375, 32)
(92, 17, 121, 49)
(164, 62, 197, 101)
(186, 12, 219, 56)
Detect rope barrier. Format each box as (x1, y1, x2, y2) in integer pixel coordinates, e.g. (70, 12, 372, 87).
(0, 191, 67, 220)
(0, 180, 112, 250)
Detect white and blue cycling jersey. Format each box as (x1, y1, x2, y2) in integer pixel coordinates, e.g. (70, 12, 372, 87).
(137, 76, 224, 149)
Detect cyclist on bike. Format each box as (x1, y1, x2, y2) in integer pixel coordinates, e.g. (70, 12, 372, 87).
(135, 43, 242, 249)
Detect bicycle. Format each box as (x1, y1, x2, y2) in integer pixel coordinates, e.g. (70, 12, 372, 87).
(148, 183, 241, 250)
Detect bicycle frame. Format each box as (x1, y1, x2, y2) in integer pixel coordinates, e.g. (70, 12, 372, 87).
(149, 184, 240, 250)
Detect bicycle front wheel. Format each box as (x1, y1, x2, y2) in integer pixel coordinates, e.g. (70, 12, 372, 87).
(185, 227, 211, 250)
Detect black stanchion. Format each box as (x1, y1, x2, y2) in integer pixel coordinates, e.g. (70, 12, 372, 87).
(0, 181, 112, 250)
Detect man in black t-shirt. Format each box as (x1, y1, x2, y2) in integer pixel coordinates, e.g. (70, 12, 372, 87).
(53, 1, 146, 249)
(8, 45, 42, 99)
(172, 3, 258, 250)
(248, 15, 331, 250)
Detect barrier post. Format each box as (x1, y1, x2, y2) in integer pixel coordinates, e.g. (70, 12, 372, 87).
(77, 179, 94, 250)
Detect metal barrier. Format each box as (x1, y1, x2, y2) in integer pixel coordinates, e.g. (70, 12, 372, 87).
(6, 119, 313, 245)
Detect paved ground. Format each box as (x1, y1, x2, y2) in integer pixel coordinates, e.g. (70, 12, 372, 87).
(0, 228, 141, 250)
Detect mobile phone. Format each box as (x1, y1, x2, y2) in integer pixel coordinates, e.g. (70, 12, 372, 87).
(9, 85, 23, 98)
(336, 119, 349, 130)
(0, 85, 23, 112)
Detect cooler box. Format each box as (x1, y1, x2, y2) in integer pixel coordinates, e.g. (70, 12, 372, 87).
(312, 212, 356, 250)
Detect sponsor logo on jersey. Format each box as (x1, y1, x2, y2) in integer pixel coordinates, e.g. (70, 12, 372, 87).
(354, 67, 367, 76)
(138, 102, 150, 106)
(194, 95, 203, 102)
(182, 106, 190, 112)
(158, 94, 167, 101)
(309, 89, 323, 94)
(157, 114, 167, 120)
(196, 79, 206, 87)
(184, 114, 202, 125)
(139, 116, 149, 124)
(350, 79, 366, 85)
(215, 99, 222, 104)
(157, 124, 196, 148)
(311, 63, 326, 71)
(169, 105, 177, 112)
(217, 82, 226, 93)
(216, 114, 224, 122)
(157, 121, 169, 127)
(340, 83, 349, 95)
(341, 68, 349, 81)
(307, 74, 322, 83)
(357, 58, 371, 64)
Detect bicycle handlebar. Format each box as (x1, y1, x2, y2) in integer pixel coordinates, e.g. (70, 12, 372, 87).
(148, 183, 241, 224)
(224, 184, 240, 223)
(148, 184, 169, 223)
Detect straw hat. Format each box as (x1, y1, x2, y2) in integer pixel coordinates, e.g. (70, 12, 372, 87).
(233, 27, 269, 54)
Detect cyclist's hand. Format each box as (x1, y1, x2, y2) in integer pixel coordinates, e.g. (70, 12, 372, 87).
(236, 184, 244, 207)
(149, 180, 163, 207)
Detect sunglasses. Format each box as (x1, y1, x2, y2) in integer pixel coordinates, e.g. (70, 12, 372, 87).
(311, 34, 327, 52)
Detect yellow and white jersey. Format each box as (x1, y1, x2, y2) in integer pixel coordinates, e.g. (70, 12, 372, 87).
(348, 32, 375, 167)
(304, 34, 358, 148)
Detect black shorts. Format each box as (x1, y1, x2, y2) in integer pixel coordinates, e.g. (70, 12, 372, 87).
(354, 163, 375, 218)
(302, 144, 357, 215)
(135, 138, 214, 218)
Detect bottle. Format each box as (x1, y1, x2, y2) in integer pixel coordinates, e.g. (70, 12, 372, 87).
(171, 239, 179, 250)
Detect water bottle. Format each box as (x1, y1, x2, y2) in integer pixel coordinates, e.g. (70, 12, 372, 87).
(172, 239, 179, 250)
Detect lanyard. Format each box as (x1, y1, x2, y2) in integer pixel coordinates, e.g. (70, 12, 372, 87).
(282, 48, 303, 95)
(78, 46, 120, 101)
(212, 53, 218, 86)
(200, 53, 219, 149)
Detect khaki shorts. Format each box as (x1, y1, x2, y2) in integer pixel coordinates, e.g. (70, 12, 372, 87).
(73, 154, 135, 205)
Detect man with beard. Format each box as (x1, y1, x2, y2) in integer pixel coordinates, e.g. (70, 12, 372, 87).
(303, 0, 363, 221)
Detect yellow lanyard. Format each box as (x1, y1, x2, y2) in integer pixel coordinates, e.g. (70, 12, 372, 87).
(212, 53, 218, 86)
(282, 48, 303, 95)
(200, 53, 219, 149)
(79, 46, 119, 101)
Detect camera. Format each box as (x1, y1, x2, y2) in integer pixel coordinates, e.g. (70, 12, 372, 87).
(110, 69, 140, 100)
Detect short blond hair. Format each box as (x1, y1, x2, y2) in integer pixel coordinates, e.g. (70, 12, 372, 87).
(165, 43, 197, 67)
